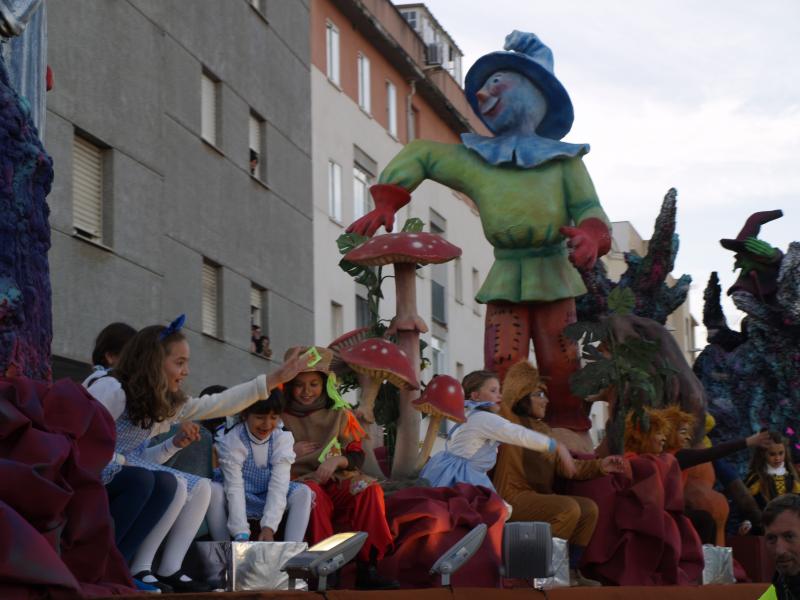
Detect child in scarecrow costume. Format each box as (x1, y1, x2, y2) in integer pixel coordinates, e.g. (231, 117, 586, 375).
(492, 360, 625, 586)
(279, 347, 397, 590)
(348, 31, 612, 434)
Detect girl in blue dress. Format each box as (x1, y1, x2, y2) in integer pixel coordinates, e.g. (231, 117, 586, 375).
(421, 370, 575, 492)
(208, 388, 314, 542)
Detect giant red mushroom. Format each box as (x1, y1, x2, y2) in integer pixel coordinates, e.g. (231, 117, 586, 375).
(339, 338, 419, 424)
(413, 375, 465, 471)
(345, 230, 461, 478)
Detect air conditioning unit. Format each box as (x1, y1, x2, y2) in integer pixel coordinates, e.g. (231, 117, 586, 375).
(426, 43, 443, 66)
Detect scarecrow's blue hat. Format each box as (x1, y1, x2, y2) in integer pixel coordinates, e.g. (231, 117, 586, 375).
(464, 31, 574, 140)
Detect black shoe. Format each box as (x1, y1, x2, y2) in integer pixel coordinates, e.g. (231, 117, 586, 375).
(155, 571, 213, 593)
(133, 571, 173, 594)
(355, 564, 400, 590)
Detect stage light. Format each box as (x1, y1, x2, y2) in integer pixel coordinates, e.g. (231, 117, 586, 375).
(501, 522, 553, 580)
(429, 523, 487, 586)
(281, 531, 367, 591)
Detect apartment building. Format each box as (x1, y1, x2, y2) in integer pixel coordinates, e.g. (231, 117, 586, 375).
(45, 0, 313, 386)
(310, 0, 494, 382)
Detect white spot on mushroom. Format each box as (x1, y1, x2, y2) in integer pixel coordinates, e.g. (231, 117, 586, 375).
(399, 350, 407, 356)
(448, 385, 457, 394)
(412, 241, 423, 249)
(382, 244, 389, 250)
(370, 344, 378, 350)
(381, 348, 388, 354)
(409, 234, 418, 238)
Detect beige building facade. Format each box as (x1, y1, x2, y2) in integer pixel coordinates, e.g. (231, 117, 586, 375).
(310, 0, 493, 384)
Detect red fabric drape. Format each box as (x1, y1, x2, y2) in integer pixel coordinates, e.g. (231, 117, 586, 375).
(379, 484, 507, 588)
(0, 377, 135, 598)
(565, 453, 704, 586)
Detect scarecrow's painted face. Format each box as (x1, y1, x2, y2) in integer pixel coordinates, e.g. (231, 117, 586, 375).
(475, 70, 547, 135)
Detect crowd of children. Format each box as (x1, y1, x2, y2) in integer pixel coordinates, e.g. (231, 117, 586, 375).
(81, 318, 798, 593)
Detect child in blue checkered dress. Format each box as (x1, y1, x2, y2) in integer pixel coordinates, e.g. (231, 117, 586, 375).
(207, 389, 314, 542)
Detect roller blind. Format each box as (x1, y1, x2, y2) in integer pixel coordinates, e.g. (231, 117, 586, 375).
(72, 135, 103, 241)
(202, 261, 219, 336)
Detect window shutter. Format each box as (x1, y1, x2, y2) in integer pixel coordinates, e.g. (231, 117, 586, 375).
(250, 285, 262, 326)
(201, 73, 217, 145)
(72, 136, 103, 241)
(326, 23, 340, 84)
(202, 262, 219, 336)
(328, 161, 342, 221)
(387, 81, 397, 137)
(249, 114, 260, 153)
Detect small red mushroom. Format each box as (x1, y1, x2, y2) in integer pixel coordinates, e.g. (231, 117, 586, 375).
(340, 338, 419, 423)
(413, 375, 465, 471)
(328, 326, 373, 377)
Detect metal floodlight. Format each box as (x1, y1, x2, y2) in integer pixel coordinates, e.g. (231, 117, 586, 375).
(501, 522, 553, 580)
(429, 523, 487, 586)
(281, 531, 367, 591)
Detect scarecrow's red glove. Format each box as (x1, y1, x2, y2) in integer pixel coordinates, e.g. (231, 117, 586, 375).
(347, 184, 411, 237)
(560, 218, 611, 270)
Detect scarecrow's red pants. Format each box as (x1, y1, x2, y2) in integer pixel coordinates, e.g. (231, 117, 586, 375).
(484, 297, 589, 431)
(303, 479, 393, 561)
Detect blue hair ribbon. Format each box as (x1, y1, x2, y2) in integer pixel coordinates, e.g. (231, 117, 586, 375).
(159, 314, 186, 341)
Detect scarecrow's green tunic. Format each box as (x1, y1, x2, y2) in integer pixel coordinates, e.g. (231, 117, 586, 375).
(378, 139, 610, 303)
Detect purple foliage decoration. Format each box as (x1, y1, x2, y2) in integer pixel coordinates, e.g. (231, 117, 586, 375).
(694, 243, 800, 476)
(575, 188, 691, 323)
(0, 53, 54, 380)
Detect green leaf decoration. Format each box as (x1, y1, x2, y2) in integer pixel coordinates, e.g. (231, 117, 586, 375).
(608, 286, 635, 315)
(401, 217, 424, 233)
(336, 232, 369, 256)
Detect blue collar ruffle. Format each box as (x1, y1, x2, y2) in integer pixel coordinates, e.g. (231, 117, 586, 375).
(461, 132, 589, 168)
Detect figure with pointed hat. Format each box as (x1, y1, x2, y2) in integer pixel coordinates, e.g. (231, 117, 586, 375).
(348, 31, 612, 437)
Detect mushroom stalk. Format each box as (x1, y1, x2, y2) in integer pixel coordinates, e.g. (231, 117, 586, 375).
(392, 262, 424, 479)
(357, 375, 382, 424)
(415, 415, 441, 472)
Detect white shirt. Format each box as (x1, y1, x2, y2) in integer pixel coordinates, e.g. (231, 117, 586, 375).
(447, 410, 552, 459)
(87, 374, 269, 466)
(215, 422, 296, 535)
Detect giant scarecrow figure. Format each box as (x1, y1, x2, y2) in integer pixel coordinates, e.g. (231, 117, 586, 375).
(348, 31, 611, 433)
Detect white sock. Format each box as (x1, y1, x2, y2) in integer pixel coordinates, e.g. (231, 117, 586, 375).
(156, 478, 212, 578)
(207, 481, 229, 541)
(130, 475, 186, 579)
(284, 483, 313, 542)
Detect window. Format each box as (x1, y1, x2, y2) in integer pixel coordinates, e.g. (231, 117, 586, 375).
(430, 218, 447, 325)
(326, 21, 340, 85)
(328, 160, 342, 222)
(202, 260, 220, 337)
(403, 10, 417, 30)
(249, 111, 265, 179)
(454, 257, 463, 303)
(431, 336, 446, 375)
(353, 166, 371, 220)
(472, 267, 481, 316)
(357, 52, 371, 113)
(331, 302, 343, 340)
(356, 295, 370, 329)
(386, 81, 397, 137)
(201, 70, 220, 146)
(72, 134, 104, 242)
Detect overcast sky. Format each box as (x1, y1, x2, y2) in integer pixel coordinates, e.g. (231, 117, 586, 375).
(406, 0, 800, 343)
